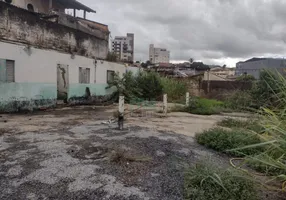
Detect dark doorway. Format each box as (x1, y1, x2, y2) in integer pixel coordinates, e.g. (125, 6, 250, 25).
(27, 4, 34, 12)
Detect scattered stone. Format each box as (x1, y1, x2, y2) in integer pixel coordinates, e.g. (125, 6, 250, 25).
(151, 173, 160, 178)
(177, 148, 191, 155)
(26, 193, 37, 200)
(156, 150, 166, 157)
(7, 165, 23, 176)
(4, 161, 18, 166)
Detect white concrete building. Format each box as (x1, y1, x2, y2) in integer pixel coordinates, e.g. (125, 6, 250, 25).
(149, 44, 170, 64)
(0, 1, 131, 112)
(111, 33, 135, 62)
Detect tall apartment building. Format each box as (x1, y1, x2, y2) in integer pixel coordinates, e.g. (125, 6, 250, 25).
(111, 33, 134, 62)
(149, 44, 170, 64)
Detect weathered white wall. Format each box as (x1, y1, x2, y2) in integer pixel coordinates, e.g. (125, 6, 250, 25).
(0, 41, 125, 84)
(96, 61, 126, 83)
(203, 70, 235, 81)
(0, 41, 126, 103)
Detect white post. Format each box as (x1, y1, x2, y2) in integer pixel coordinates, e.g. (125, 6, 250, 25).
(186, 92, 190, 106)
(163, 94, 168, 115)
(118, 96, 125, 130)
(119, 96, 125, 114)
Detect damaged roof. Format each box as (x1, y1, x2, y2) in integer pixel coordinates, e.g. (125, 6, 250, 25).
(56, 0, 96, 13)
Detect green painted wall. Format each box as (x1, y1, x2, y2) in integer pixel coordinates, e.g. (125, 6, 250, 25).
(0, 82, 116, 112)
(0, 83, 57, 101)
(68, 83, 116, 99)
(0, 82, 57, 112)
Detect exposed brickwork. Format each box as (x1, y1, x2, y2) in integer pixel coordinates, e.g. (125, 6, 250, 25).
(0, 2, 108, 59)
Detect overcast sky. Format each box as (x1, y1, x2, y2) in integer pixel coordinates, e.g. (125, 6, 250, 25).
(79, 0, 286, 67)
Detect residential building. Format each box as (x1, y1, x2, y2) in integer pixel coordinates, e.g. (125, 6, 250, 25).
(0, 1, 127, 112)
(204, 67, 236, 81)
(236, 58, 286, 79)
(149, 44, 170, 64)
(111, 33, 135, 62)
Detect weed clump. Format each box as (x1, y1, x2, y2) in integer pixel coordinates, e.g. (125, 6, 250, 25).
(196, 128, 263, 156)
(217, 118, 264, 133)
(185, 97, 224, 115)
(184, 162, 258, 200)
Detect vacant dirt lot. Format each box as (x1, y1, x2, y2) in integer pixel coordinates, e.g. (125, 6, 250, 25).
(0, 106, 274, 200)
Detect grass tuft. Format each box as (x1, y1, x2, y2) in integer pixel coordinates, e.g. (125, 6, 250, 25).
(185, 97, 225, 115)
(184, 162, 258, 200)
(196, 128, 263, 156)
(217, 118, 264, 133)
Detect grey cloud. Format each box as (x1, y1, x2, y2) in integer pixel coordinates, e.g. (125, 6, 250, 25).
(81, 0, 286, 65)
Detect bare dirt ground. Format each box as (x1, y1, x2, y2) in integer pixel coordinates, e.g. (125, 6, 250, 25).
(0, 105, 282, 200)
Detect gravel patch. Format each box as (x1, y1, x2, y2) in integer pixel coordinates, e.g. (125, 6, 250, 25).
(6, 165, 22, 176)
(0, 124, 228, 200)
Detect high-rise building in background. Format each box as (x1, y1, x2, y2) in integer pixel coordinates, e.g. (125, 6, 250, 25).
(149, 44, 170, 64)
(112, 33, 134, 62)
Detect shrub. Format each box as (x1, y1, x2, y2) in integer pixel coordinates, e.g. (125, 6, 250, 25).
(106, 71, 142, 102)
(136, 71, 163, 101)
(107, 71, 190, 103)
(196, 128, 263, 156)
(224, 90, 257, 110)
(236, 74, 256, 81)
(185, 97, 224, 115)
(217, 118, 264, 133)
(184, 162, 258, 200)
(160, 77, 188, 102)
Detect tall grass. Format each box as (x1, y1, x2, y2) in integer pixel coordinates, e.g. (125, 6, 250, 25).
(239, 70, 286, 187)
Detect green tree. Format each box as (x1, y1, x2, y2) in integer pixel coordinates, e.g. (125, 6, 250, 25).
(137, 72, 163, 100)
(106, 71, 142, 102)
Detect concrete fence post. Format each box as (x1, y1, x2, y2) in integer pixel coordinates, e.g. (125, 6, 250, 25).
(163, 94, 168, 116)
(119, 96, 125, 114)
(118, 96, 125, 130)
(186, 92, 190, 107)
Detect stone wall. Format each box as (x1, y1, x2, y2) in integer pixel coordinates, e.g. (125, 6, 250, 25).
(0, 2, 108, 59)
